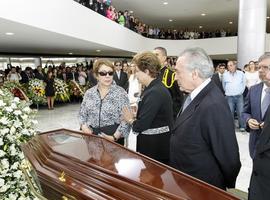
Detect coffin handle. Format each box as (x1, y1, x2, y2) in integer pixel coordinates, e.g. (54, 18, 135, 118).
(62, 195, 77, 200)
(21, 160, 48, 200)
(59, 171, 66, 182)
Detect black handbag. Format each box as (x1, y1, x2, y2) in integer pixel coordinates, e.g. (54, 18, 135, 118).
(92, 124, 118, 135)
(92, 124, 124, 145)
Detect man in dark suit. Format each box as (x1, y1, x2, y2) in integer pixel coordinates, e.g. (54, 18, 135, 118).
(153, 47, 184, 119)
(249, 53, 270, 200)
(67, 66, 79, 82)
(249, 106, 270, 200)
(242, 54, 270, 159)
(212, 63, 225, 94)
(170, 47, 241, 190)
(113, 61, 128, 90)
(20, 67, 33, 83)
(34, 66, 45, 80)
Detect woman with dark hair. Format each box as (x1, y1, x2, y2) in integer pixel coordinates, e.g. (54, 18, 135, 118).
(122, 52, 173, 164)
(45, 71, 55, 110)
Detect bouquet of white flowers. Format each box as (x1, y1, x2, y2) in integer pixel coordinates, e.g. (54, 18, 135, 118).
(0, 88, 38, 199)
(54, 78, 70, 102)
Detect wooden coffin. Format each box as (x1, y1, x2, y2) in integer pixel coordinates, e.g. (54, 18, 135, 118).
(21, 129, 240, 200)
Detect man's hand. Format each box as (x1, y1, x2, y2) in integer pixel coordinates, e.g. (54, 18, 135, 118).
(247, 118, 260, 130)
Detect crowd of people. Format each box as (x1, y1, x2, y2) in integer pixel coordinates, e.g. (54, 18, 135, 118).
(75, 0, 237, 40)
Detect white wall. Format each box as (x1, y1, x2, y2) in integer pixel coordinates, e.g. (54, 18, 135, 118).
(0, 0, 268, 57)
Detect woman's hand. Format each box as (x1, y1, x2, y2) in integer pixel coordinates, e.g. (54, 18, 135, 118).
(81, 124, 93, 135)
(99, 131, 121, 142)
(122, 106, 135, 124)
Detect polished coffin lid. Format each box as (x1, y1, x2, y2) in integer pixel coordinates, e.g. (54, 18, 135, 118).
(21, 129, 240, 200)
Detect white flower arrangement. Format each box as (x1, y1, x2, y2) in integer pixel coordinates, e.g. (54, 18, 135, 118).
(54, 78, 70, 102)
(0, 88, 38, 199)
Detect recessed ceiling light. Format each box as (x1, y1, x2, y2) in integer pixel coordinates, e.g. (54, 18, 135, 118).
(267, 16, 270, 19)
(96, 50, 101, 52)
(169, 19, 173, 22)
(5, 32, 14, 35)
(201, 13, 206, 16)
(68, 52, 73, 55)
(129, 10, 133, 13)
(163, 2, 168, 5)
(229, 21, 233, 24)
(199, 26, 203, 29)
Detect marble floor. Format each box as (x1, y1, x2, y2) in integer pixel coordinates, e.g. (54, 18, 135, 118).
(35, 103, 252, 193)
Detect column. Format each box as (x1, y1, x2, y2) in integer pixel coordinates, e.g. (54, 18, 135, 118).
(237, 0, 267, 69)
(6, 57, 11, 68)
(34, 57, 42, 68)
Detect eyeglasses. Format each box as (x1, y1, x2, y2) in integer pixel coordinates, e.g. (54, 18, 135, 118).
(98, 71, 114, 76)
(258, 65, 270, 70)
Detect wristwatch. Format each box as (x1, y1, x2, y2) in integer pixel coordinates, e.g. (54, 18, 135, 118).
(112, 135, 118, 141)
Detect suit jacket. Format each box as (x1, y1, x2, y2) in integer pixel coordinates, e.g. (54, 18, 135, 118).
(249, 106, 270, 200)
(170, 81, 241, 189)
(67, 72, 79, 81)
(20, 71, 31, 83)
(211, 73, 225, 94)
(34, 71, 45, 81)
(113, 71, 128, 91)
(242, 82, 264, 158)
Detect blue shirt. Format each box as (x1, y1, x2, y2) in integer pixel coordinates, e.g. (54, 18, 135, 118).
(222, 70, 246, 96)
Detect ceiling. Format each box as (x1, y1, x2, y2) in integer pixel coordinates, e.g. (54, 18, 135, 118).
(0, 0, 269, 60)
(113, 0, 270, 32)
(0, 18, 133, 58)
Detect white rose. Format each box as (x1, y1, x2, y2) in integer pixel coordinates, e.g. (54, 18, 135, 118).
(9, 144, 17, 156)
(18, 152, 25, 159)
(14, 110, 22, 116)
(0, 100, 6, 107)
(13, 120, 22, 128)
(13, 170, 22, 179)
(10, 126, 16, 134)
(0, 150, 6, 157)
(10, 162, 19, 170)
(0, 117, 9, 125)
(1, 128, 9, 134)
(10, 103, 17, 109)
(0, 178, 4, 187)
(0, 184, 9, 193)
(21, 129, 30, 136)
(5, 107, 13, 112)
(22, 107, 31, 113)
(13, 97, 20, 103)
(21, 114, 28, 120)
(6, 134, 16, 142)
(0, 90, 3, 95)
(8, 193, 18, 200)
(0, 138, 3, 146)
(1, 158, 9, 169)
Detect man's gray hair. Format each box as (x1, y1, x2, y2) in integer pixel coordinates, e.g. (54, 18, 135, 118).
(179, 47, 214, 79)
(258, 52, 270, 62)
